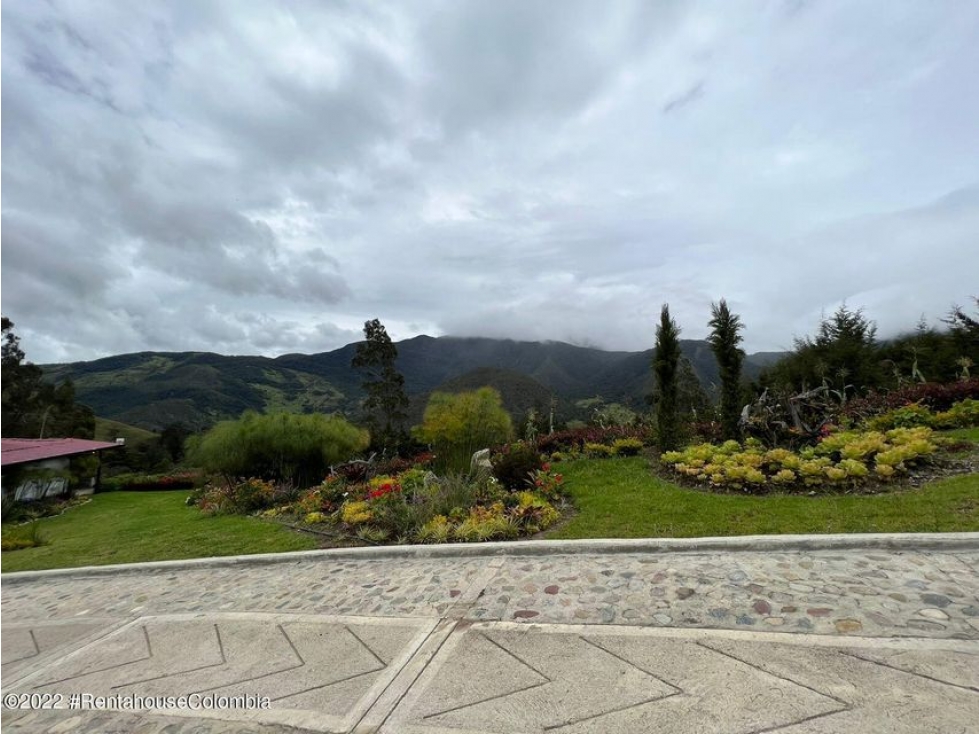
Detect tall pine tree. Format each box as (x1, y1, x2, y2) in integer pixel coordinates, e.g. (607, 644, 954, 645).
(654, 305, 682, 451)
(707, 299, 745, 440)
(352, 319, 409, 453)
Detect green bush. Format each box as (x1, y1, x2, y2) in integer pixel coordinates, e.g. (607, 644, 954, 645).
(867, 398, 979, 431)
(192, 477, 300, 516)
(413, 387, 512, 472)
(934, 399, 979, 429)
(611, 438, 644, 456)
(187, 411, 369, 487)
(492, 443, 543, 489)
(584, 443, 614, 457)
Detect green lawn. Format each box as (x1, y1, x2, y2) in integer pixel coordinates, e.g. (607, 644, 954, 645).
(944, 427, 979, 442)
(1, 491, 317, 573)
(548, 457, 979, 539)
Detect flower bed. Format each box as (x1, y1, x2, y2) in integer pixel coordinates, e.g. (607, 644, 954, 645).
(660, 427, 941, 493)
(192, 463, 566, 544)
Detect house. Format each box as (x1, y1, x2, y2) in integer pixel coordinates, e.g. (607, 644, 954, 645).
(1, 438, 123, 501)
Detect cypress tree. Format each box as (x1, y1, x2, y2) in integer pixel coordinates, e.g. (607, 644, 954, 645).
(707, 299, 746, 440)
(352, 318, 409, 453)
(654, 305, 682, 451)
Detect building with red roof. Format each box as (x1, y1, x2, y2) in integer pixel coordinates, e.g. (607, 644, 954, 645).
(1, 437, 123, 501)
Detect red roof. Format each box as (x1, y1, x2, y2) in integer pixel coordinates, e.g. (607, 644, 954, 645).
(1, 438, 123, 467)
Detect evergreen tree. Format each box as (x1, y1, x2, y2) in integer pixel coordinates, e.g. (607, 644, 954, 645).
(707, 299, 745, 440)
(1, 317, 94, 438)
(352, 318, 409, 453)
(676, 357, 711, 422)
(765, 304, 882, 393)
(654, 305, 682, 451)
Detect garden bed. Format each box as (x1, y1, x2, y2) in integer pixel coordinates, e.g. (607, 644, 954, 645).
(658, 427, 976, 496)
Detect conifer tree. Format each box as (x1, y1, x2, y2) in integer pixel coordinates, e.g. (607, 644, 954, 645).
(654, 305, 682, 451)
(707, 299, 746, 440)
(352, 319, 409, 453)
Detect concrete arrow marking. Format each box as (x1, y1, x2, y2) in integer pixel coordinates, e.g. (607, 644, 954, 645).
(420, 631, 678, 732)
(190, 624, 301, 695)
(111, 624, 226, 689)
(837, 650, 979, 694)
(32, 626, 153, 689)
(1, 629, 40, 666)
(269, 624, 389, 702)
(420, 632, 552, 721)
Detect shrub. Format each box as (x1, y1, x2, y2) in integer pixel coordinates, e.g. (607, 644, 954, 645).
(536, 425, 648, 454)
(188, 411, 369, 487)
(933, 398, 979, 429)
(528, 463, 565, 499)
(340, 501, 373, 525)
(842, 379, 979, 423)
(864, 398, 979, 431)
(612, 438, 644, 456)
(414, 388, 512, 472)
(416, 515, 453, 543)
(0, 521, 47, 551)
(492, 443, 544, 490)
(584, 443, 614, 457)
(193, 477, 298, 515)
(660, 427, 939, 492)
(100, 471, 201, 492)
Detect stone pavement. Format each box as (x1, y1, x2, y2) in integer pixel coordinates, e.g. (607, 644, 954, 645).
(2, 537, 979, 733)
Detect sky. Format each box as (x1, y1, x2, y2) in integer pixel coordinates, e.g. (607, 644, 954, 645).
(2, 1, 977, 364)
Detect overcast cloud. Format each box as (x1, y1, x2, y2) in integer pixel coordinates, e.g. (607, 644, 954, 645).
(2, 1, 977, 363)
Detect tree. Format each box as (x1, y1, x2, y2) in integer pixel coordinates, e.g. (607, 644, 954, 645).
(414, 387, 512, 472)
(765, 304, 883, 394)
(945, 297, 979, 375)
(676, 357, 711, 423)
(3, 316, 43, 435)
(707, 299, 745, 440)
(654, 305, 682, 451)
(1, 317, 94, 438)
(352, 319, 409, 453)
(161, 423, 193, 463)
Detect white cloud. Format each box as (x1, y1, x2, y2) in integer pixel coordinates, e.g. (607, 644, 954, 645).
(2, 0, 977, 362)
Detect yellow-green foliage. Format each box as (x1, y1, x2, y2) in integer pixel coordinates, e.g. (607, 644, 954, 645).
(612, 438, 644, 456)
(303, 511, 329, 524)
(188, 411, 369, 487)
(413, 387, 512, 472)
(869, 399, 979, 431)
(340, 501, 373, 525)
(934, 399, 979, 428)
(454, 503, 518, 542)
(416, 515, 453, 543)
(585, 443, 614, 457)
(410, 491, 560, 543)
(661, 426, 939, 490)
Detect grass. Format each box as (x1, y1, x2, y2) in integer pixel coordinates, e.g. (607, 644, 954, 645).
(548, 457, 979, 539)
(943, 427, 979, 442)
(1, 491, 317, 573)
(94, 417, 158, 446)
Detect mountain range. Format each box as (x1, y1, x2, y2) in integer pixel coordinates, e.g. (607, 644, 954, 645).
(41, 336, 785, 431)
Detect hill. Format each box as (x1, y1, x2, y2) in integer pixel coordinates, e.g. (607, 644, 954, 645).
(93, 417, 158, 447)
(42, 336, 782, 431)
(407, 367, 556, 426)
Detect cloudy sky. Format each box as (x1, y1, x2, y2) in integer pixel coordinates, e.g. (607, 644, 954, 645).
(2, 1, 977, 363)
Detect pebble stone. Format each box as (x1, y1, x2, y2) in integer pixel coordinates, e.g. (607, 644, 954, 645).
(3, 548, 977, 642)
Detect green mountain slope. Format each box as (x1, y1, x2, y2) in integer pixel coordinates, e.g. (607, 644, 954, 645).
(42, 337, 781, 431)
